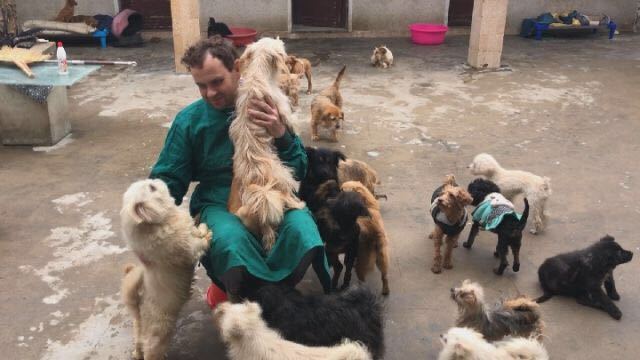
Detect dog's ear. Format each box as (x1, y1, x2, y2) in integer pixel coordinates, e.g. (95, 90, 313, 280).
(333, 150, 347, 164)
(459, 189, 473, 206)
(600, 235, 615, 242)
(128, 200, 165, 224)
(247, 301, 262, 316)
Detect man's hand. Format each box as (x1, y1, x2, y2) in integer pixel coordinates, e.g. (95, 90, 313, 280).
(248, 97, 286, 138)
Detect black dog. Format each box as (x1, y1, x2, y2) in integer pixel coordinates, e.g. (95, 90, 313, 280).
(536, 235, 633, 320)
(207, 17, 232, 37)
(246, 284, 385, 359)
(464, 178, 529, 275)
(300, 147, 346, 212)
(313, 180, 370, 290)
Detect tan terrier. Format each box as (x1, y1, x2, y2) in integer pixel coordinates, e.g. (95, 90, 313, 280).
(310, 65, 346, 142)
(286, 55, 313, 94)
(429, 175, 472, 274)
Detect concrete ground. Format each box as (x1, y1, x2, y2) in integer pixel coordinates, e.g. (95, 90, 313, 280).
(1, 32, 640, 359)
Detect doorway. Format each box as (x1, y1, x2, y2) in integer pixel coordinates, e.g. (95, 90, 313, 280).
(292, 0, 348, 31)
(121, 0, 172, 30)
(448, 0, 474, 26)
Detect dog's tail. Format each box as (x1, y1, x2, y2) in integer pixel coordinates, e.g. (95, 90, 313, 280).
(498, 337, 549, 360)
(503, 296, 543, 328)
(242, 183, 286, 226)
(519, 198, 530, 231)
(333, 65, 347, 89)
(443, 174, 457, 187)
(534, 293, 553, 303)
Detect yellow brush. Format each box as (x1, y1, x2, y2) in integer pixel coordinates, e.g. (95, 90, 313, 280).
(0, 46, 51, 78)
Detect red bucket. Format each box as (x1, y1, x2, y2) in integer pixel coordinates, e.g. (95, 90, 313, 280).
(225, 27, 258, 47)
(409, 23, 448, 45)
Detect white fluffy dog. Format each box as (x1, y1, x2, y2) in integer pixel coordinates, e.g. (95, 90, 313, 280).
(213, 301, 372, 360)
(370, 45, 393, 68)
(228, 37, 305, 251)
(468, 153, 551, 234)
(120, 179, 212, 360)
(438, 327, 549, 360)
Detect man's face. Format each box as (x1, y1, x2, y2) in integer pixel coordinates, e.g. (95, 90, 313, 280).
(190, 53, 240, 110)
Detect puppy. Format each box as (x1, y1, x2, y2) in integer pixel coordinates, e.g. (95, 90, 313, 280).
(228, 37, 305, 251)
(341, 180, 391, 295)
(370, 45, 393, 69)
(300, 147, 383, 212)
(469, 153, 551, 234)
(286, 55, 313, 94)
(438, 327, 549, 360)
(213, 301, 373, 360)
(314, 180, 371, 290)
(278, 72, 301, 106)
(451, 279, 544, 341)
(536, 235, 633, 320)
(246, 284, 384, 359)
(310, 65, 346, 142)
(429, 175, 473, 274)
(464, 178, 529, 275)
(54, 0, 77, 22)
(120, 179, 212, 360)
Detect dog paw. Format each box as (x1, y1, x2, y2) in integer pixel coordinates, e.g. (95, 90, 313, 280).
(382, 286, 390, 296)
(493, 266, 506, 275)
(609, 308, 622, 320)
(311, 135, 319, 141)
(431, 265, 442, 274)
(462, 242, 472, 249)
(132, 349, 143, 360)
(512, 263, 520, 272)
(529, 228, 538, 235)
(453, 240, 459, 248)
(608, 292, 621, 301)
(306, 90, 311, 95)
(443, 263, 453, 270)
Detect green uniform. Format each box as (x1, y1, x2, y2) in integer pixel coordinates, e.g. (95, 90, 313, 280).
(150, 99, 330, 294)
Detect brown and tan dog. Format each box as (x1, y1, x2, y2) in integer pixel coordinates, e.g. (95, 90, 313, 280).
(54, 0, 77, 22)
(429, 175, 472, 274)
(341, 180, 391, 295)
(278, 72, 301, 107)
(310, 65, 346, 142)
(286, 55, 313, 94)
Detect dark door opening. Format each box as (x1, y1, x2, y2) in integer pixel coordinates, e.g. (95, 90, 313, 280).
(121, 0, 172, 30)
(448, 0, 474, 26)
(292, 0, 347, 29)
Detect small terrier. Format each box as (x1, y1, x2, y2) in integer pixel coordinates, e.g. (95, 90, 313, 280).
(278, 72, 301, 107)
(310, 65, 346, 142)
(213, 301, 373, 360)
(429, 175, 472, 274)
(120, 179, 212, 360)
(438, 327, 549, 360)
(451, 279, 544, 341)
(54, 0, 77, 22)
(371, 45, 393, 68)
(286, 55, 313, 94)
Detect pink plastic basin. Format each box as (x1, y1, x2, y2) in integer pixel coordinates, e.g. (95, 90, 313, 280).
(225, 27, 258, 47)
(409, 23, 448, 45)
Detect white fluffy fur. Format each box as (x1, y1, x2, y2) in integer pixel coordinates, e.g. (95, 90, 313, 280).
(468, 153, 551, 234)
(229, 37, 305, 251)
(214, 301, 372, 360)
(438, 327, 549, 360)
(370, 46, 393, 68)
(120, 179, 211, 360)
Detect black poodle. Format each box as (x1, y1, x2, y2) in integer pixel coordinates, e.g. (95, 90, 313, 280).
(246, 284, 385, 359)
(464, 178, 529, 275)
(536, 235, 633, 320)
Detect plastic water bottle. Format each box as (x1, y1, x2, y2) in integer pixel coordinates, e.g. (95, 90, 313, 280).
(56, 41, 68, 75)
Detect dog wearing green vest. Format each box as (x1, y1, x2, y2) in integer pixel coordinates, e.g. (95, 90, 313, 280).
(464, 178, 529, 275)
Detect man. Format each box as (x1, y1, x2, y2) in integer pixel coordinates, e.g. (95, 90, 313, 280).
(150, 36, 330, 302)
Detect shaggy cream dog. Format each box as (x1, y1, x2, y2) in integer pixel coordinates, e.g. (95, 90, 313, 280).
(370, 46, 393, 69)
(120, 179, 212, 360)
(228, 37, 305, 251)
(468, 153, 551, 234)
(438, 327, 549, 360)
(213, 301, 372, 360)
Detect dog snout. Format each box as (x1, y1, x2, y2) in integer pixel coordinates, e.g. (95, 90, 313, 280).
(335, 123, 340, 129)
(622, 251, 633, 262)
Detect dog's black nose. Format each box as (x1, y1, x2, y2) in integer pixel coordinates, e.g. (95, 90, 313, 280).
(335, 124, 340, 129)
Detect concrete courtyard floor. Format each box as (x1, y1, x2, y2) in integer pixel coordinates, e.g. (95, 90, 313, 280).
(1, 32, 640, 359)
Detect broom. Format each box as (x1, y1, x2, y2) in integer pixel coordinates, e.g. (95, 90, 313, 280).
(0, 45, 51, 78)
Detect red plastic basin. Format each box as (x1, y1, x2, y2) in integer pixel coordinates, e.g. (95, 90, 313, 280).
(225, 27, 258, 47)
(409, 23, 448, 45)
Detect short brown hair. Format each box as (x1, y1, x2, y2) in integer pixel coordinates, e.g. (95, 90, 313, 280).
(181, 36, 238, 71)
